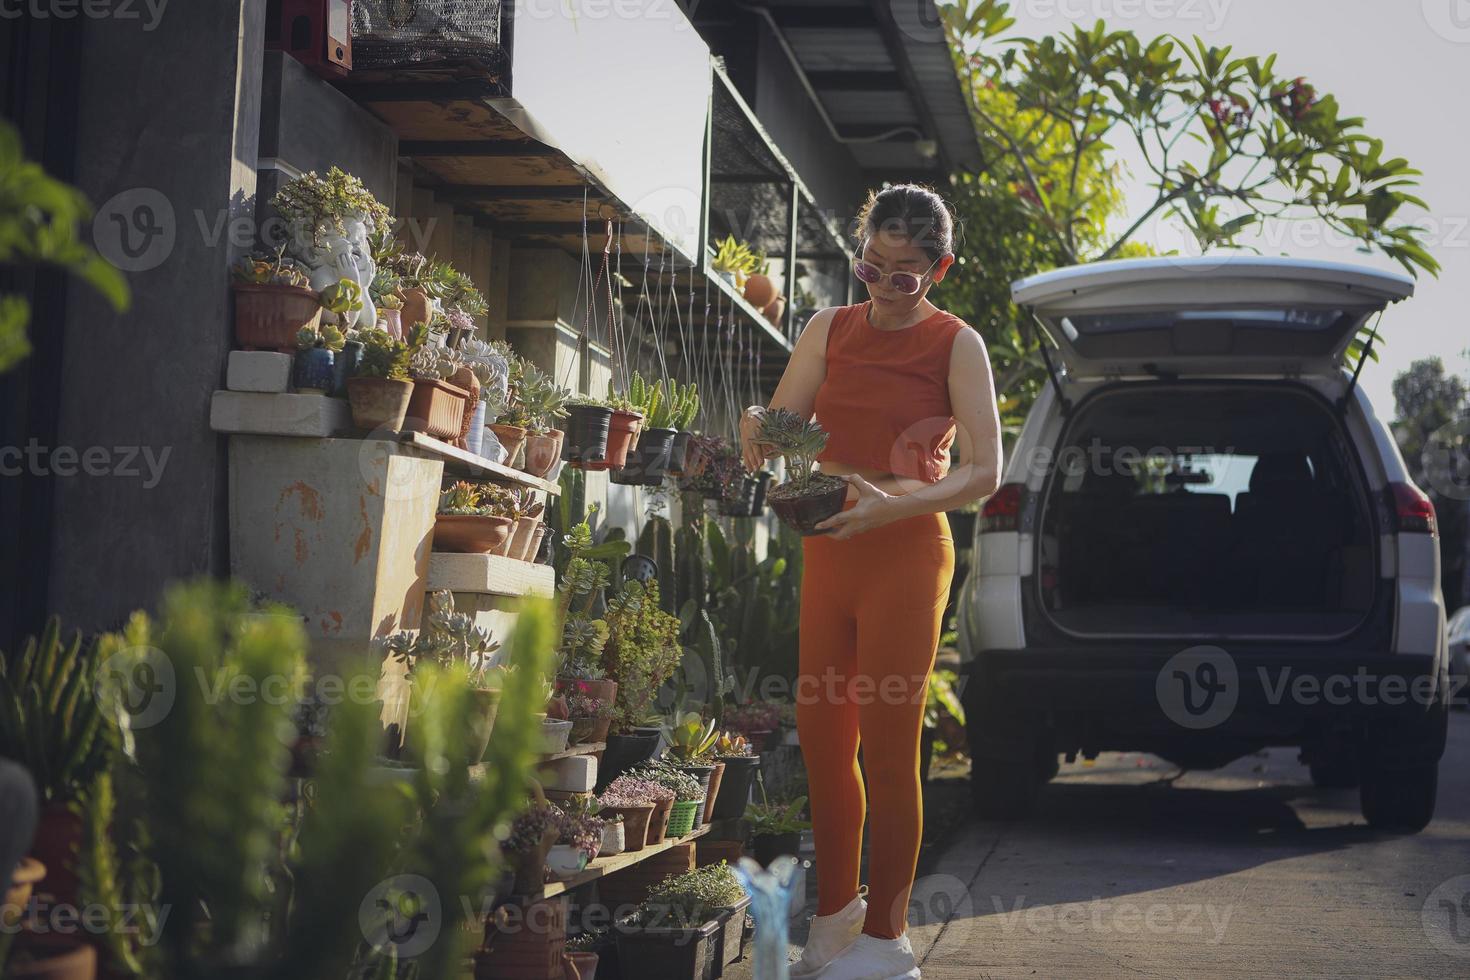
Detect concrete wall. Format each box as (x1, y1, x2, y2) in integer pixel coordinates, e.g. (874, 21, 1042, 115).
(48, 2, 267, 632)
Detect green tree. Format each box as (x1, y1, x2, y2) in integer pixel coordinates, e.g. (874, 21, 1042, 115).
(1392, 357, 1468, 607)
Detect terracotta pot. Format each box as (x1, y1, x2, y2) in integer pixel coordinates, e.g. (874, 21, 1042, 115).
(557, 676, 618, 702)
(768, 477, 849, 535)
(601, 803, 654, 852)
(523, 429, 565, 478)
(583, 410, 642, 471)
(509, 514, 540, 560)
(379, 307, 403, 340)
(702, 762, 726, 827)
(5, 856, 46, 926)
(449, 367, 481, 447)
(763, 294, 787, 326)
(563, 404, 614, 468)
(232, 282, 321, 352)
(406, 378, 471, 440)
(489, 423, 527, 464)
(529, 526, 548, 564)
(400, 286, 431, 330)
(7, 932, 97, 980)
(29, 803, 82, 908)
(566, 950, 600, 980)
(743, 273, 777, 309)
(433, 514, 515, 554)
(346, 377, 413, 432)
(644, 796, 673, 845)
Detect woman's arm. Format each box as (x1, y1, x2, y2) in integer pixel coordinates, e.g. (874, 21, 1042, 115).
(739, 307, 837, 471)
(815, 327, 1003, 536)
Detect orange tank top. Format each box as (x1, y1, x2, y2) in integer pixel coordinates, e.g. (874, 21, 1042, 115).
(812, 301, 970, 484)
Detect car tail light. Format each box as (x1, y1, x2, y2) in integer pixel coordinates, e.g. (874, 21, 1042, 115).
(980, 482, 1025, 533)
(1386, 481, 1437, 537)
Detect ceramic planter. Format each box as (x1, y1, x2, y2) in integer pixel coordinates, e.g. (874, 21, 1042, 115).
(743, 272, 777, 309)
(558, 677, 618, 703)
(594, 730, 660, 792)
(768, 476, 848, 535)
(346, 377, 413, 432)
(523, 429, 565, 477)
(547, 844, 589, 879)
(644, 796, 673, 845)
(667, 430, 692, 476)
(600, 804, 653, 852)
(29, 803, 81, 907)
(711, 755, 759, 820)
(331, 339, 363, 396)
(600, 818, 625, 856)
(232, 282, 321, 352)
(610, 426, 677, 486)
(292, 347, 335, 394)
(530, 526, 549, 564)
(568, 713, 611, 745)
(433, 514, 515, 554)
(541, 717, 574, 754)
(752, 830, 801, 867)
(406, 378, 471, 440)
(582, 409, 642, 471)
(489, 423, 527, 464)
(563, 404, 614, 468)
(666, 799, 698, 837)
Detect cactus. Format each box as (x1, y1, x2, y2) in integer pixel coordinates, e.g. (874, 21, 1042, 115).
(637, 514, 678, 615)
(665, 380, 700, 430)
(675, 496, 709, 617)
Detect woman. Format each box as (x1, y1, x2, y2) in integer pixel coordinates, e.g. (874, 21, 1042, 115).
(739, 184, 1002, 980)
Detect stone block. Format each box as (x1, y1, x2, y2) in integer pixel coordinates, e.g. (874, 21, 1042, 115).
(210, 390, 351, 438)
(226, 350, 293, 392)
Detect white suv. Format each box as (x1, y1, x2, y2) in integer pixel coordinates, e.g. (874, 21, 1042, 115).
(956, 256, 1450, 832)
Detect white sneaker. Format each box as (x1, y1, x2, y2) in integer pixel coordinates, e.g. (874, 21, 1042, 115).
(813, 931, 921, 980)
(789, 886, 868, 979)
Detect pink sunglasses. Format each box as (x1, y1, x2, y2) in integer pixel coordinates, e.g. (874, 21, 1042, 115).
(851, 253, 943, 295)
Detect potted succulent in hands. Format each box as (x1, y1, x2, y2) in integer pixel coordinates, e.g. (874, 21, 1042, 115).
(405, 340, 470, 440)
(291, 324, 339, 394)
(229, 245, 321, 352)
(432, 481, 518, 555)
(596, 777, 661, 853)
(346, 327, 413, 431)
(759, 408, 848, 534)
(710, 731, 760, 821)
(616, 862, 750, 980)
(747, 794, 812, 867)
(663, 380, 700, 477)
(611, 373, 679, 487)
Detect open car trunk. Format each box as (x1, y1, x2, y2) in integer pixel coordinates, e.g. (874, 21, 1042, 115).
(1036, 384, 1379, 639)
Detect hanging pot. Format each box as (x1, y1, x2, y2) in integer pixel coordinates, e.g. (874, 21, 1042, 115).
(563, 404, 614, 467)
(749, 469, 775, 515)
(582, 410, 642, 471)
(346, 377, 414, 432)
(666, 430, 692, 476)
(331, 339, 364, 396)
(292, 346, 335, 394)
(405, 378, 471, 441)
(718, 473, 759, 516)
(523, 428, 566, 477)
(232, 282, 321, 352)
(609, 426, 676, 486)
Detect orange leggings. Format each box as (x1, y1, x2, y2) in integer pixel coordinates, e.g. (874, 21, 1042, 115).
(796, 498, 954, 939)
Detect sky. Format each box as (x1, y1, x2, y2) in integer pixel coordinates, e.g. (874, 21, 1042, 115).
(997, 0, 1469, 418)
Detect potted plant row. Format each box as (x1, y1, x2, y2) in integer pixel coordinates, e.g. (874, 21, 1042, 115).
(614, 861, 751, 980)
(625, 760, 705, 838)
(611, 373, 696, 487)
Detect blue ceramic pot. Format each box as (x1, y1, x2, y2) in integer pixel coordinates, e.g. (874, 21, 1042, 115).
(466, 399, 488, 456)
(332, 339, 364, 396)
(293, 347, 335, 394)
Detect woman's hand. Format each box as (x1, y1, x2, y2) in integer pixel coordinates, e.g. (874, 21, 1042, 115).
(739, 405, 778, 472)
(813, 474, 899, 539)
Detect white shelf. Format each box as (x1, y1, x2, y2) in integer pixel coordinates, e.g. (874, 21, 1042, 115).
(428, 551, 555, 597)
(400, 431, 562, 495)
(210, 390, 352, 438)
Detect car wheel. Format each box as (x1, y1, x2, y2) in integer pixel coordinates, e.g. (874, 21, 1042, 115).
(1360, 763, 1438, 832)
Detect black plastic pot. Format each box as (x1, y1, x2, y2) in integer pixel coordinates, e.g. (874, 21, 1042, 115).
(751, 830, 801, 867)
(712, 895, 751, 970)
(611, 426, 677, 486)
(614, 913, 722, 980)
(710, 755, 760, 820)
(749, 469, 775, 515)
(667, 430, 692, 476)
(718, 473, 760, 516)
(596, 731, 662, 793)
(562, 404, 614, 468)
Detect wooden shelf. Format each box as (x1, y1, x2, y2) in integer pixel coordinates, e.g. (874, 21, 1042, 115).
(400, 431, 562, 494)
(427, 551, 555, 598)
(540, 824, 710, 899)
(539, 741, 604, 762)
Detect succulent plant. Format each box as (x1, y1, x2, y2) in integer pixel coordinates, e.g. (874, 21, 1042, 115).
(664, 710, 719, 763)
(757, 408, 831, 493)
(384, 588, 502, 688)
(638, 861, 745, 927)
(356, 327, 410, 380)
(664, 379, 699, 430)
(230, 244, 312, 288)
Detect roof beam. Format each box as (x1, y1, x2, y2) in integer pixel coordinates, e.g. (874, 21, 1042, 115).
(767, 5, 878, 29)
(864, 0, 952, 173)
(398, 140, 557, 157)
(806, 70, 903, 91)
